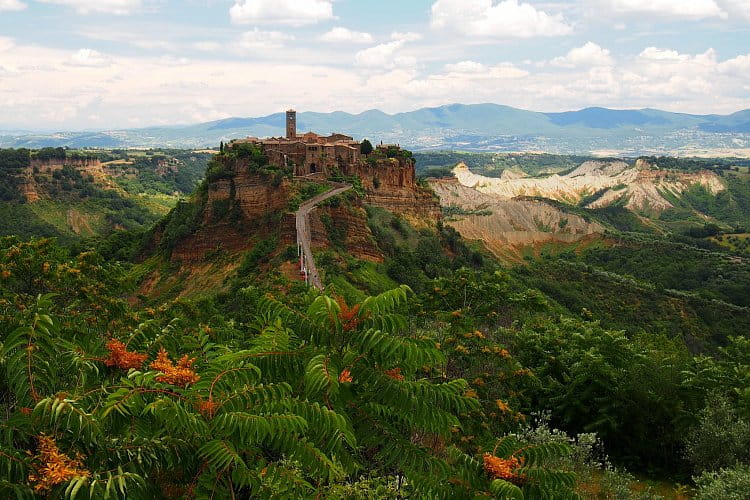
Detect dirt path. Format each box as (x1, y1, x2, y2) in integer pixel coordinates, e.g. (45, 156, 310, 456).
(296, 182, 352, 290)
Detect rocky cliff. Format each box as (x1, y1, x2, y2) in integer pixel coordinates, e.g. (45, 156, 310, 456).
(453, 160, 725, 212)
(345, 157, 441, 226)
(430, 178, 604, 259)
(170, 157, 292, 262)
(20, 157, 117, 203)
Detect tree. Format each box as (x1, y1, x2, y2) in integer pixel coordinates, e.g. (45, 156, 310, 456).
(685, 394, 750, 473)
(360, 139, 373, 156)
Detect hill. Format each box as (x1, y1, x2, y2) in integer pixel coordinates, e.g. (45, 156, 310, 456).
(0, 148, 210, 244)
(2, 104, 749, 155)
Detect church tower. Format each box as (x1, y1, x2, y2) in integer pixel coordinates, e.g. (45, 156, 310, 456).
(286, 109, 296, 139)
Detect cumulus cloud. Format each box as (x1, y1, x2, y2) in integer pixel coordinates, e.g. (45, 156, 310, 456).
(354, 32, 421, 69)
(237, 29, 295, 50)
(430, 0, 572, 38)
(718, 53, 750, 76)
(594, 0, 728, 20)
(36, 0, 143, 15)
(230, 0, 334, 26)
(390, 32, 422, 42)
(355, 41, 415, 69)
(0, 0, 25, 12)
(443, 60, 528, 78)
(319, 27, 373, 44)
(68, 48, 112, 67)
(551, 42, 613, 68)
(718, 0, 750, 20)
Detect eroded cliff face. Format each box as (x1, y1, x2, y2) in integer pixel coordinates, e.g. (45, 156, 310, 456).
(21, 157, 116, 203)
(453, 160, 725, 213)
(171, 158, 292, 262)
(429, 178, 605, 259)
(345, 158, 441, 226)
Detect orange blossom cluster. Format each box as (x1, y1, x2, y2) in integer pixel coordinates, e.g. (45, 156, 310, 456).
(149, 348, 200, 387)
(103, 339, 147, 370)
(28, 434, 90, 492)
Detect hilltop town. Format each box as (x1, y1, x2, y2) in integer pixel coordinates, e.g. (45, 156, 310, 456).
(230, 109, 408, 178)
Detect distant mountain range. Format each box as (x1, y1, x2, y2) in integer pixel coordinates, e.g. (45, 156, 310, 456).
(2, 104, 749, 155)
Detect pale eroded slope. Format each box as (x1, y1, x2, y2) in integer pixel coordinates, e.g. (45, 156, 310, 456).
(453, 159, 725, 212)
(429, 178, 604, 256)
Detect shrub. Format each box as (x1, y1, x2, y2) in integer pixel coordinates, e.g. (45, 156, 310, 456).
(695, 465, 750, 500)
(685, 394, 750, 473)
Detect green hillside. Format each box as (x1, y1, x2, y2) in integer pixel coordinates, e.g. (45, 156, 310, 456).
(1, 150, 750, 497)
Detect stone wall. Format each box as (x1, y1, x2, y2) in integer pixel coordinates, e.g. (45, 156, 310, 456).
(345, 157, 441, 225)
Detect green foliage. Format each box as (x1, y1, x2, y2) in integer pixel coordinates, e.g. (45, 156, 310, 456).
(0, 148, 31, 201)
(514, 256, 750, 343)
(366, 207, 488, 293)
(157, 199, 204, 252)
(6, 239, 579, 497)
(684, 394, 750, 473)
(360, 139, 373, 156)
(238, 236, 278, 275)
(694, 465, 750, 500)
(509, 316, 703, 474)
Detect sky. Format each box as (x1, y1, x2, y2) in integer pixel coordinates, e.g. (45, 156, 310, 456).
(0, 0, 749, 130)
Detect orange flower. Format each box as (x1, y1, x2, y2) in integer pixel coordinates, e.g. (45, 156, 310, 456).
(495, 399, 511, 413)
(338, 369, 353, 383)
(103, 339, 147, 371)
(384, 367, 404, 381)
(482, 453, 525, 483)
(149, 348, 200, 387)
(336, 297, 364, 332)
(28, 434, 90, 492)
(196, 396, 219, 418)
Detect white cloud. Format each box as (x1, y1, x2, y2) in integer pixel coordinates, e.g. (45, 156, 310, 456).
(230, 0, 334, 26)
(595, 0, 728, 20)
(0, 0, 25, 12)
(443, 60, 528, 78)
(443, 61, 486, 73)
(319, 27, 373, 44)
(68, 49, 112, 67)
(354, 32, 422, 69)
(1, 37, 749, 131)
(551, 42, 613, 68)
(193, 41, 223, 52)
(430, 0, 572, 38)
(354, 40, 416, 69)
(717, 0, 750, 20)
(719, 53, 750, 76)
(237, 29, 295, 50)
(0, 36, 14, 52)
(36, 0, 143, 15)
(390, 32, 422, 42)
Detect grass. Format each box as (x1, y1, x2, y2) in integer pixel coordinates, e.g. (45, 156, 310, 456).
(710, 233, 750, 255)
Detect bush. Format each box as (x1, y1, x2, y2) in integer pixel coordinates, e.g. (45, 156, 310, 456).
(695, 465, 750, 500)
(685, 394, 750, 473)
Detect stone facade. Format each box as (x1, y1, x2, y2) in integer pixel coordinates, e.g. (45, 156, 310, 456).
(231, 109, 361, 176)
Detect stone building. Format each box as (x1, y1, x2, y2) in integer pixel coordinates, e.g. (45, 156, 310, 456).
(232, 109, 362, 176)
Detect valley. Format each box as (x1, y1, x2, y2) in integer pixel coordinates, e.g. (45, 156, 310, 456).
(2, 139, 750, 499)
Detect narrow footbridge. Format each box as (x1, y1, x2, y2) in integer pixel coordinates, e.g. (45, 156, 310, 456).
(295, 182, 352, 290)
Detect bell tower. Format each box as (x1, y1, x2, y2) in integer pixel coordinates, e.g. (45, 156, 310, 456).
(286, 109, 296, 139)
